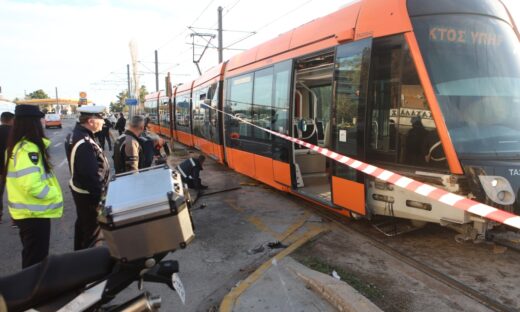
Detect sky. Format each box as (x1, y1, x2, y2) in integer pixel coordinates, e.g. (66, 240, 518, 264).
(0, 0, 519, 105)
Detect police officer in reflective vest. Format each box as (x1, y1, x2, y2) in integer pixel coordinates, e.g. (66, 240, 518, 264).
(66, 105, 109, 250)
(5, 105, 63, 268)
(177, 155, 208, 191)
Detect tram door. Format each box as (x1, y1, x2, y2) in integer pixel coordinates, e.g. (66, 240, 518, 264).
(291, 51, 335, 204)
(330, 38, 372, 216)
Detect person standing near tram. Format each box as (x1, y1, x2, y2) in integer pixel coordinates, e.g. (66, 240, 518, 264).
(4, 105, 63, 268)
(66, 106, 110, 250)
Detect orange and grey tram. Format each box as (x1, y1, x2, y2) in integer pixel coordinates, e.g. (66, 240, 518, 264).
(144, 0, 520, 238)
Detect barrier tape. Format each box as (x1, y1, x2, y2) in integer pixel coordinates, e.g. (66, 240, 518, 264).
(201, 103, 520, 230)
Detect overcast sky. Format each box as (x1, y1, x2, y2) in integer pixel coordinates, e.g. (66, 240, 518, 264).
(0, 0, 518, 105)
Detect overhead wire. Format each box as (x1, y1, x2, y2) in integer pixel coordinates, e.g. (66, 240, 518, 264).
(223, 0, 315, 49)
(158, 0, 215, 50)
(95, 0, 317, 98)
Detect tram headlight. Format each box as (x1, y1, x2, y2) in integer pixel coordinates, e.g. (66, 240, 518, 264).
(497, 190, 506, 202)
(478, 176, 515, 206)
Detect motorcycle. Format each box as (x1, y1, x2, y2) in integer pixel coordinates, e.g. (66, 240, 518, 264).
(0, 247, 185, 312)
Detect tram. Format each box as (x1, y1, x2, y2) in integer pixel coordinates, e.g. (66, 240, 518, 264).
(146, 0, 520, 238)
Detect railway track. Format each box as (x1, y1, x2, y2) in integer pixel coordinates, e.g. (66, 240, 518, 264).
(307, 207, 517, 312)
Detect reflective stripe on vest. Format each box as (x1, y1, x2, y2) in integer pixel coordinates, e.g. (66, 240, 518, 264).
(69, 138, 90, 194)
(8, 201, 63, 211)
(189, 158, 196, 167)
(35, 185, 50, 199)
(12, 142, 26, 167)
(6, 166, 40, 178)
(177, 165, 187, 178)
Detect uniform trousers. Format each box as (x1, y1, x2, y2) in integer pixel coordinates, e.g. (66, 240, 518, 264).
(98, 133, 112, 151)
(16, 218, 51, 268)
(71, 191, 99, 250)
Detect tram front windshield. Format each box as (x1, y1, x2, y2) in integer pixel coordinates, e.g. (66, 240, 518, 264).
(413, 14, 520, 159)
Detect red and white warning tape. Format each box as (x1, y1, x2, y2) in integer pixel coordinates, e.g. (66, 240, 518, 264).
(202, 104, 520, 230)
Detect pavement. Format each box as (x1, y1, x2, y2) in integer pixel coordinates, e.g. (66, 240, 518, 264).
(0, 118, 376, 311)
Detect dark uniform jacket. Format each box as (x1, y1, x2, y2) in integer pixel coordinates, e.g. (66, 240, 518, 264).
(115, 116, 126, 133)
(67, 123, 110, 204)
(177, 158, 203, 189)
(0, 124, 11, 172)
(122, 130, 145, 172)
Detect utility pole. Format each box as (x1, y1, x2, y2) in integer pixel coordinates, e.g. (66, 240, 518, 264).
(155, 50, 159, 92)
(127, 63, 134, 118)
(127, 64, 131, 98)
(55, 87, 59, 114)
(218, 6, 223, 63)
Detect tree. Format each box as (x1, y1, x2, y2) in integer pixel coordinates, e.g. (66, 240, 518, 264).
(28, 89, 49, 99)
(139, 85, 148, 105)
(110, 90, 127, 112)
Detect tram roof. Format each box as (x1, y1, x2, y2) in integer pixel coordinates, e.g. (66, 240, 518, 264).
(193, 63, 226, 89)
(225, 0, 412, 75)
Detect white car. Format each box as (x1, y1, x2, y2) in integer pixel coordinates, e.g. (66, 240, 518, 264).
(44, 113, 62, 128)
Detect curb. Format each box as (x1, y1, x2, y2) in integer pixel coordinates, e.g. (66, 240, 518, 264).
(219, 227, 326, 312)
(285, 257, 382, 312)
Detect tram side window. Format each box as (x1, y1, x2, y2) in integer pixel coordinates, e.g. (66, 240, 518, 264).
(159, 97, 170, 129)
(398, 45, 447, 169)
(192, 85, 217, 142)
(310, 85, 332, 143)
(175, 94, 191, 129)
(225, 62, 291, 158)
(367, 36, 402, 163)
(225, 73, 254, 148)
(252, 68, 274, 143)
(367, 35, 447, 170)
(144, 100, 158, 124)
(192, 89, 205, 137)
(272, 60, 292, 162)
(209, 83, 219, 143)
(334, 38, 372, 180)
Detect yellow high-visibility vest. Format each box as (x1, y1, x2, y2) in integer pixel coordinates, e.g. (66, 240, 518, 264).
(6, 138, 63, 220)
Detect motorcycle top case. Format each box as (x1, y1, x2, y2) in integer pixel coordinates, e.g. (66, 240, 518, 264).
(99, 166, 194, 261)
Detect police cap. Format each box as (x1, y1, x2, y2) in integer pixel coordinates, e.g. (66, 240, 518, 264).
(78, 105, 106, 119)
(15, 104, 45, 118)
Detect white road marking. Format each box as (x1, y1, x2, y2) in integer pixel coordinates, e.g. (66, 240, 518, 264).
(57, 158, 68, 168)
(53, 143, 63, 148)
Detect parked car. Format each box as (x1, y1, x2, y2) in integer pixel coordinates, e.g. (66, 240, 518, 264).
(44, 113, 62, 129)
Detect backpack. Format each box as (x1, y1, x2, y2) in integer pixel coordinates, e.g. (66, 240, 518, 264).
(112, 135, 126, 174)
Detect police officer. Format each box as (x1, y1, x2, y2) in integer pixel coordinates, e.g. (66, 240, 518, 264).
(177, 155, 208, 191)
(5, 105, 63, 268)
(67, 105, 110, 250)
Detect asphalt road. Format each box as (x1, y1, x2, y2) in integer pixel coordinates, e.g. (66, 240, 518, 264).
(0, 118, 327, 311)
(0, 118, 82, 273)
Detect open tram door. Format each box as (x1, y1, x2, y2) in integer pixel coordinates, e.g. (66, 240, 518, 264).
(291, 50, 335, 204)
(289, 40, 372, 215)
